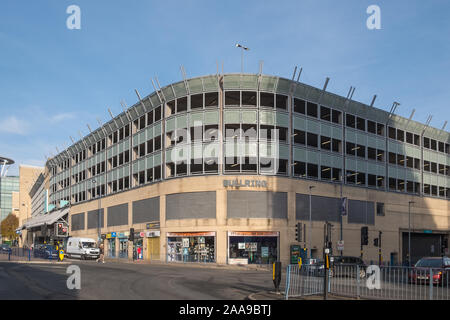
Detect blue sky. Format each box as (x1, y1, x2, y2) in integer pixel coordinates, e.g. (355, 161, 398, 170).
(0, 0, 449, 175)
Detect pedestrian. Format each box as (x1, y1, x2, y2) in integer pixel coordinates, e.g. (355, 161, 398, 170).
(97, 243, 105, 263)
(137, 246, 142, 260)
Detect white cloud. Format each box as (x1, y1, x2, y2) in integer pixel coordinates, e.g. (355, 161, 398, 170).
(0, 116, 29, 135)
(50, 113, 76, 123)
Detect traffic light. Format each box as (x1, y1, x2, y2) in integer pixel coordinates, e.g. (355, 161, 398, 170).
(295, 223, 302, 242)
(374, 238, 379, 247)
(361, 227, 369, 246)
(129, 228, 134, 242)
(57, 223, 68, 237)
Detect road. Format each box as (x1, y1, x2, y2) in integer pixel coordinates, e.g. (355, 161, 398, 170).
(0, 260, 274, 300)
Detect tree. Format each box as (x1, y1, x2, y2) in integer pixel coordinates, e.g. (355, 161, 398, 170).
(0, 213, 19, 241)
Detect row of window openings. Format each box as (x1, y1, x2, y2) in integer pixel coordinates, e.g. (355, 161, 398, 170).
(133, 166, 163, 186)
(134, 136, 162, 158)
(166, 159, 219, 177)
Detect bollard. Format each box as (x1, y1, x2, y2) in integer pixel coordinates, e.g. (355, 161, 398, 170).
(28, 249, 31, 261)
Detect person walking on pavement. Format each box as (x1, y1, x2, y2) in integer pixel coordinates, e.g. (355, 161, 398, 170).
(97, 243, 105, 263)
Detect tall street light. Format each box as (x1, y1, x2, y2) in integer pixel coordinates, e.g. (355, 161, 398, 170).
(309, 185, 315, 260)
(408, 201, 415, 267)
(236, 43, 249, 73)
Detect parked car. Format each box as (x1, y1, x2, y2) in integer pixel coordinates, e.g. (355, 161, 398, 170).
(0, 244, 11, 253)
(408, 257, 450, 286)
(330, 256, 367, 278)
(65, 237, 100, 260)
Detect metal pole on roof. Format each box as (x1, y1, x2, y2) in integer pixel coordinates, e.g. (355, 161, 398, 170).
(236, 43, 249, 73)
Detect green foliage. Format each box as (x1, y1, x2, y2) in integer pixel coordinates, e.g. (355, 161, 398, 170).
(0, 214, 19, 240)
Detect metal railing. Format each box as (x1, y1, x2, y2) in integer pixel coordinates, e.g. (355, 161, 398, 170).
(285, 263, 450, 300)
(0, 247, 59, 262)
(285, 264, 324, 299)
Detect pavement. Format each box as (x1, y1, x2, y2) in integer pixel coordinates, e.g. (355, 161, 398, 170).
(247, 290, 359, 300)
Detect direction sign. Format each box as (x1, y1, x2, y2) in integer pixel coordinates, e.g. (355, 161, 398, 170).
(337, 240, 344, 251)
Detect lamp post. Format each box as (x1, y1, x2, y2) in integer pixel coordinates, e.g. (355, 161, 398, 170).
(92, 179, 102, 244)
(235, 43, 249, 73)
(309, 186, 315, 259)
(408, 201, 415, 267)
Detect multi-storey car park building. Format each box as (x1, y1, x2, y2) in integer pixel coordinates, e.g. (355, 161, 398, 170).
(24, 73, 450, 266)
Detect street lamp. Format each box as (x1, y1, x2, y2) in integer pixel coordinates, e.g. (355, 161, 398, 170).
(408, 201, 415, 267)
(309, 185, 315, 259)
(235, 43, 249, 73)
(92, 179, 102, 244)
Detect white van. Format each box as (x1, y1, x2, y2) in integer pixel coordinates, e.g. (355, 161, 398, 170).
(66, 237, 100, 260)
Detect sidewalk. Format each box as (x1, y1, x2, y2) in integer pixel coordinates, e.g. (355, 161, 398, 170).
(248, 290, 358, 300)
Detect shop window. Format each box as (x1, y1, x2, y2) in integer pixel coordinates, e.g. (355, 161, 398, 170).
(168, 235, 216, 263)
(367, 120, 376, 134)
(276, 95, 288, 110)
(307, 133, 318, 148)
(307, 102, 318, 118)
(228, 235, 277, 265)
(242, 91, 257, 107)
(307, 163, 318, 179)
(191, 94, 203, 109)
(346, 114, 356, 128)
(260, 92, 274, 108)
(205, 92, 219, 108)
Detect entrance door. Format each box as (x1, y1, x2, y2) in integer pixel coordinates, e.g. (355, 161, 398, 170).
(402, 232, 444, 265)
(147, 237, 160, 260)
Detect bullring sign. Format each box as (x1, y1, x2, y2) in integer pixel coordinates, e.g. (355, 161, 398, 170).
(223, 179, 268, 188)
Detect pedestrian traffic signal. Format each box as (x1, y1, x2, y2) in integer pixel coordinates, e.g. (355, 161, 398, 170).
(361, 227, 369, 246)
(295, 223, 302, 242)
(374, 238, 379, 247)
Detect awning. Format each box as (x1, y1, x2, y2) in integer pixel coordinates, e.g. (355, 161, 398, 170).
(23, 207, 70, 230)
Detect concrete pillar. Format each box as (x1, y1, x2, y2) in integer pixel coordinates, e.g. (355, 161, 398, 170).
(160, 195, 166, 262)
(216, 190, 227, 264)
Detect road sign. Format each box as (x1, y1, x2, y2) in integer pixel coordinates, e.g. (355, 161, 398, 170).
(337, 240, 344, 251)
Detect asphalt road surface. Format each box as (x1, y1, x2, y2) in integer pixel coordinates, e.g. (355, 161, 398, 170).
(0, 260, 274, 300)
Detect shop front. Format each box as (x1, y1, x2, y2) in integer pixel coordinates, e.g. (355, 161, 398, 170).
(118, 232, 129, 259)
(167, 232, 216, 263)
(228, 231, 279, 265)
(133, 231, 145, 260)
(106, 232, 117, 258)
(146, 230, 160, 261)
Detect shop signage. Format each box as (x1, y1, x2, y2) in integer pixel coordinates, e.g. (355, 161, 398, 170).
(245, 243, 258, 252)
(337, 240, 344, 251)
(146, 222, 160, 230)
(146, 231, 160, 238)
(238, 243, 245, 250)
(182, 238, 190, 248)
(229, 258, 248, 265)
(106, 233, 112, 239)
(261, 247, 269, 258)
(140, 232, 145, 238)
(229, 231, 279, 237)
(223, 179, 268, 188)
(167, 232, 216, 237)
